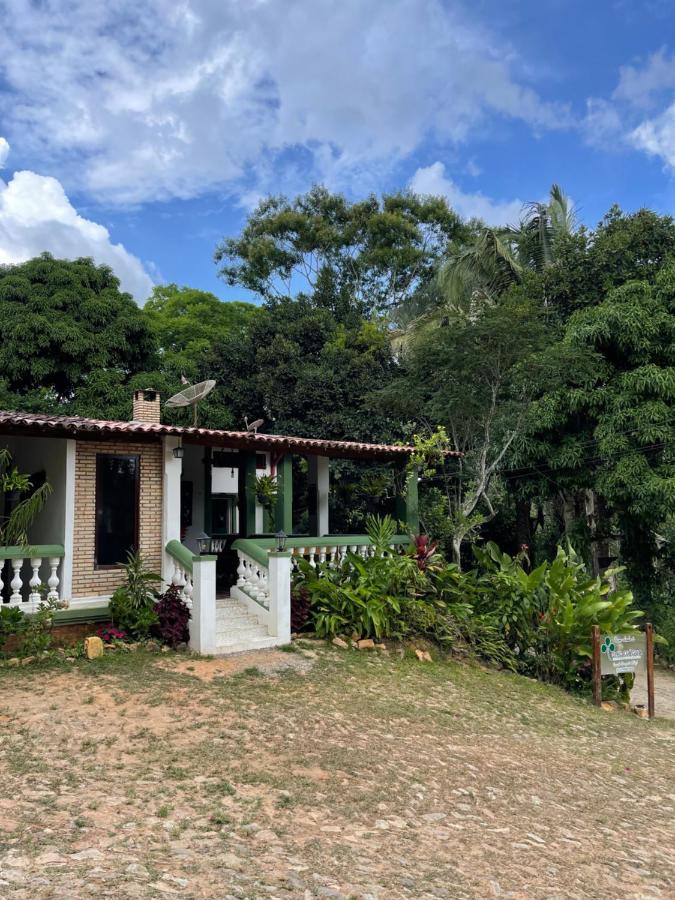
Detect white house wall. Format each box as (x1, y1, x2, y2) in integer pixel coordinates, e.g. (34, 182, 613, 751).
(1, 435, 68, 546)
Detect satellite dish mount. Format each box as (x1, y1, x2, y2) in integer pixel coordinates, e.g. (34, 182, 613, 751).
(165, 379, 216, 427)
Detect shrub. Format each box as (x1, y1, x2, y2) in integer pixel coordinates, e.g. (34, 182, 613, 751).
(473, 541, 643, 691)
(155, 584, 190, 647)
(96, 624, 127, 643)
(290, 586, 312, 632)
(109, 551, 161, 640)
(0, 604, 25, 652)
(17, 597, 64, 657)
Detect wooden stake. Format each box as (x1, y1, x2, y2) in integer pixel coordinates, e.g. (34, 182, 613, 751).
(646, 622, 655, 719)
(591, 624, 602, 707)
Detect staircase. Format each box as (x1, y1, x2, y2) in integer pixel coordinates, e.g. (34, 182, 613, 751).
(215, 595, 280, 654)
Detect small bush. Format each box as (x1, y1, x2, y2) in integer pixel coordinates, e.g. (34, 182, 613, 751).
(0, 605, 25, 652)
(96, 624, 127, 643)
(155, 584, 190, 647)
(109, 551, 161, 640)
(290, 586, 312, 632)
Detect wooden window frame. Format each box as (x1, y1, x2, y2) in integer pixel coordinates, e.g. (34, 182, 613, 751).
(94, 453, 141, 569)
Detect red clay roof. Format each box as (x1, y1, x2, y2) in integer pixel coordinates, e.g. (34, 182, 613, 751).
(0, 409, 461, 461)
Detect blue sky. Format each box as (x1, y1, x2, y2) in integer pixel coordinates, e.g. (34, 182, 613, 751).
(1, 0, 675, 303)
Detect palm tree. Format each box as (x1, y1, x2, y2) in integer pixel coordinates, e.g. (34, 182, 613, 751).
(433, 183, 576, 319)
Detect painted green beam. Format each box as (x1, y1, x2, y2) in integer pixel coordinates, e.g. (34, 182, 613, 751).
(238, 451, 258, 537)
(395, 466, 419, 534)
(275, 454, 293, 534)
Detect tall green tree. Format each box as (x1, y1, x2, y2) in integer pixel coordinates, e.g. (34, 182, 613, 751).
(0, 254, 156, 413)
(215, 186, 466, 317)
(143, 284, 260, 381)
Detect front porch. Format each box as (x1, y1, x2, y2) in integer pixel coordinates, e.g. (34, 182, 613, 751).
(0, 407, 425, 654)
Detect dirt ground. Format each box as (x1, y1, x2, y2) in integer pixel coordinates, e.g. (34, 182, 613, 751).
(632, 667, 675, 720)
(0, 643, 673, 899)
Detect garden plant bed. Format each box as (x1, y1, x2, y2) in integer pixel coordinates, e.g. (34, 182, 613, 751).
(0, 645, 673, 898)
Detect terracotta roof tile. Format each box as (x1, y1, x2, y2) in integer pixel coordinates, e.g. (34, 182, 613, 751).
(0, 409, 461, 461)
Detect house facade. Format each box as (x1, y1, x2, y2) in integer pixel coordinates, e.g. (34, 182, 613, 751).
(0, 390, 445, 654)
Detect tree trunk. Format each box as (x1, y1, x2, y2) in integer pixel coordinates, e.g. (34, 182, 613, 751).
(451, 536, 462, 570)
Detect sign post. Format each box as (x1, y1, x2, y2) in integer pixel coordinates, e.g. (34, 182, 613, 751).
(591, 624, 602, 708)
(646, 623, 655, 719)
(591, 624, 655, 718)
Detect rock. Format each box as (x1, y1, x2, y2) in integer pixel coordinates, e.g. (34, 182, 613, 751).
(356, 639, 375, 651)
(7, 657, 19, 667)
(415, 649, 432, 662)
(374, 643, 387, 651)
(20, 656, 35, 666)
(161, 646, 171, 653)
(351, 632, 361, 643)
(84, 636, 104, 660)
(600, 702, 615, 712)
(70, 848, 104, 861)
(633, 706, 649, 718)
(332, 637, 349, 650)
(125, 863, 149, 878)
(253, 829, 278, 843)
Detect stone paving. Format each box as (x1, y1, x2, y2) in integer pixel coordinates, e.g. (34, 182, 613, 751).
(0, 645, 673, 898)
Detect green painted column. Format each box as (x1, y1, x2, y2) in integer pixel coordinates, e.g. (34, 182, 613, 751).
(238, 451, 258, 537)
(395, 466, 419, 533)
(275, 454, 293, 534)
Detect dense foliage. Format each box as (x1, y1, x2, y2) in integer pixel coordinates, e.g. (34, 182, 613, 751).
(1, 186, 673, 658)
(295, 521, 642, 697)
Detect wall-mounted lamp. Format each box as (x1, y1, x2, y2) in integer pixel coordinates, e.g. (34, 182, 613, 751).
(197, 533, 211, 555)
(172, 446, 184, 459)
(275, 530, 287, 552)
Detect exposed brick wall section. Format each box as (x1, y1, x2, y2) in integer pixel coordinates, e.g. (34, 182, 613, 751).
(72, 440, 163, 598)
(132, 390, 161, 424)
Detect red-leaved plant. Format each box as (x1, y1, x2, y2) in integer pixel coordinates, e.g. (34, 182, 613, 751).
(96, 624, 127, 643)
(410, 534, 439, 571)
(155, 584, 190, 647)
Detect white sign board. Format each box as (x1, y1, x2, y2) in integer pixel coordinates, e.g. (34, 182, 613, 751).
(600, 633, 646, 676)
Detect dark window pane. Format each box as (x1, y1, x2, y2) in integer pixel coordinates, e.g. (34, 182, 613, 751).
(211, 495, 236, 534)
(95, 455, 139, 566)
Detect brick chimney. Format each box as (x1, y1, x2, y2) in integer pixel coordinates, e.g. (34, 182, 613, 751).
(132, 389, 161, 424)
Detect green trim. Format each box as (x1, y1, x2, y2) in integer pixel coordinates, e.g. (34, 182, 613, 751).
(0, 544, 65, 559)
(54, 606, 110, 625)
(275, 454, 293, 533)
(395, 467, 419, 533)
(238, 452, 257, 537)
(165, 539, 196, 573)
(231, 538, 269, 567)
(192, 554, 218, 563)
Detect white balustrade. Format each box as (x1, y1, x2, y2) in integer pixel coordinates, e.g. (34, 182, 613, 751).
(1, 554, 63, 611)
(235, 551, 271, 610)
(170, 560, 193, 608)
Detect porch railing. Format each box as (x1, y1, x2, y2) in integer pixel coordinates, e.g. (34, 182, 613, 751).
(0, 545, 65, 612)
(231, 534, 410, 640)
(165, 540, 218, 655)
(165, 539, 194, 608)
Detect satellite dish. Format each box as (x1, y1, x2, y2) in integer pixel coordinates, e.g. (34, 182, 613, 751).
(165, 379, 216, 427)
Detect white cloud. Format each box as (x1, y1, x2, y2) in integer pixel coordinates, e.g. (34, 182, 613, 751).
(614, 48, 675, 109)
(630, 102, 675, 169)
(0, 138, 9, 168)
(410, 161, 523, 226)
(0, 165, 154, 301)
(0, 0, 569, 204)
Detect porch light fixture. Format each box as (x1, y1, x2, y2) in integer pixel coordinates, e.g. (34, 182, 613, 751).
(275, 530, 287, 552)
(172, 446, 184, 459)
(197, 534, 212, 555)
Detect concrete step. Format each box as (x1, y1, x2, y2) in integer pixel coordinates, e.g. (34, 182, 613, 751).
(216, 626, 268, 641)
(214, 634, 282, 654)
